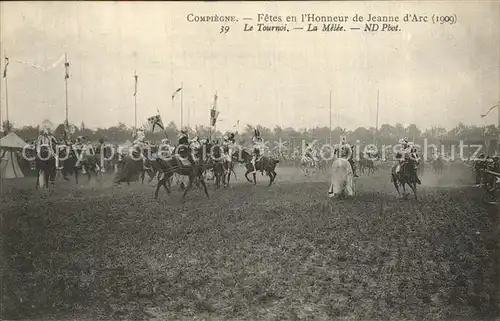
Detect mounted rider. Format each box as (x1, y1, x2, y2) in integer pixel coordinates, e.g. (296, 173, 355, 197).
(222, 132, 235, 162)
(36, 122, 58, 159)
(35, 122, 58, 186)
(178, 128, 197, 170)
(395, 137, 421, 185)
(337, 136, 358, 177)
(251, 129, 264, 174)
(158, 138, 173, 159)
(131, 128, 150, 170)
(304, 143, 314, 166)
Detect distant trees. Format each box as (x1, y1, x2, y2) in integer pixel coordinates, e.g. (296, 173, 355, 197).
(2, 121, 499, 148)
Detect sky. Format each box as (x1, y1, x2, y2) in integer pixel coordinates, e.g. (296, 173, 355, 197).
(0, 1, 499, 132)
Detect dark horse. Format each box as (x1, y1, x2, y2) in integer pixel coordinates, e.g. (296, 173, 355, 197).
(432, 156, 444, 173)
(209, 144, 236, 189)
(232, 149, 279, 186)
(154, 142, 210, 199)
(391, 158, 419, 200)
(35, 139, 58, 190)
(359, 156, 375, 175)
(57, 145, 100, 184)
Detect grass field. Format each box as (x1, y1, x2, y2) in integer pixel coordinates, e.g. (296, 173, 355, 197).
(1, 164, 499, 320)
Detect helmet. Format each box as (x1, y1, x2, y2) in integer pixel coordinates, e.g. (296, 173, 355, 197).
(40, 120, 54, 134)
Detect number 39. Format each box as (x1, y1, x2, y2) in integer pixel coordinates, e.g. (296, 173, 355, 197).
(220, 26, 230, 34)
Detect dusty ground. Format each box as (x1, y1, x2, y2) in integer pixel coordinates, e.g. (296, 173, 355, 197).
(1, 164, 498, 320)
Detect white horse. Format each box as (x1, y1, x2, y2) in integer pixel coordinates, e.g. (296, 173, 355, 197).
(328, 157, 355, 199)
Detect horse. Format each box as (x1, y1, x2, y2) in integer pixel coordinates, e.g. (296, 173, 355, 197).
(328, 157, 355, 199)
(232, 149, 279, 186)
(154, 142, 210, 199)
(35, 140, 57, 190)
(432, 156, 444, 173)
(207, 145, 226, 189)
(300, 155, 316, 176)
(391, 158, 419, 200)
(75, 152, 101, 182)
(359, 157, 375, 175)
(57, 145, 80, 183)
(114, 151, 144, 185)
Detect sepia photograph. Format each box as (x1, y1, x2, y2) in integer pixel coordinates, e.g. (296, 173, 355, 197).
(0, 1, 499, 320)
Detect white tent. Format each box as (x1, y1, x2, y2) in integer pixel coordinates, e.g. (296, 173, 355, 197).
(0, 132, 27, 179)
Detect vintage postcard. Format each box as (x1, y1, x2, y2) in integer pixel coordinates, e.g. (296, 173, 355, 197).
(1, 1, 499, 320)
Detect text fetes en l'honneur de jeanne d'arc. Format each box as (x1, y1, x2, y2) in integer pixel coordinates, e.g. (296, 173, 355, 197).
(186, 13, 428, 23)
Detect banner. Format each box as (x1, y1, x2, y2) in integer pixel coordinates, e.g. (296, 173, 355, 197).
(147, 114, 164, 133)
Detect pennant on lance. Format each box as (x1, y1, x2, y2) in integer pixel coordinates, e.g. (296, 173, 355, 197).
(172, 87, 182, 100)
(3, 56, 9, 78)
(480, 104, 498, 118)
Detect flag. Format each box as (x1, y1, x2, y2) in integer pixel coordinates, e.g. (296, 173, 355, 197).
(213, 92, 218, 108)
(64, 60, 70, 79)
(172, 87, 182, 100)
(133, 74, 138, 96)
(147, 114, 164, 132)
(480, 105, 498, 118)
(3, 57, 9, 78)
(210, 109, 219, 127)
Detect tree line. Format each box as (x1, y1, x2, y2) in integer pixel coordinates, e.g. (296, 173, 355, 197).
(1, 119, 499, 148)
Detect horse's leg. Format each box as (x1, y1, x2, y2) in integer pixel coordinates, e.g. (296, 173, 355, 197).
(232, 166, 237, 180)
(35, 169, 40, 188)
(401, 181, 408, 199)
(74, 167, 79, 184)
(155, 174, 167, 199)
(163, 173, 171, 194)
(215, 172, 220, 189)
(182, 176, 194, 199)
(44, 166, 50, 189)
(200, 177, 209, 198)
(253, 172, 257, 185)
(226, 166, 232, 187)
(267, 171, 273, 186)
(244, 169, 253, 183)
(392, 174, 401, 196)
(148, 170, 156, 183)
(85, 165, 91, 183)
(50, 167, 57, 190)
(409, 182, 418, 200)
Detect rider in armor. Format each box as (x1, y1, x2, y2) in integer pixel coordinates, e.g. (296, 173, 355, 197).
(73, 136, 85, 168)
(132, 129, 150, 170)
(395, 137, 421, 185)
(159, 138, 173, 159)
(251, 129, 263, 174)
(222, 133, 235, 162)
(35, 123, 58, 186)
(36, 124, 58, 157)
(178, 129, 197, 170)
